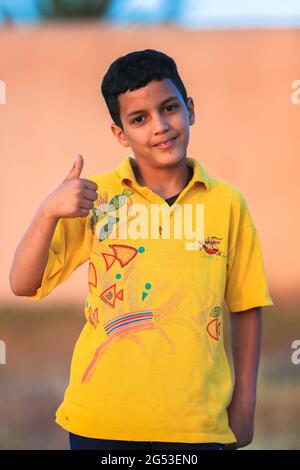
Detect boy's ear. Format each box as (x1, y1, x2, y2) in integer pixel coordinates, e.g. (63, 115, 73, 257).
(111, 123, 130, 147)
(187, 97, 195, 126)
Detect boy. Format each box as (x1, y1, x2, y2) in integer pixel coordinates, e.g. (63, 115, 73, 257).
(9, 49, 273, 451)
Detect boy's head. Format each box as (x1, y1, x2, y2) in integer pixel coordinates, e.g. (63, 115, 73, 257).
(101, 49, 195, 169)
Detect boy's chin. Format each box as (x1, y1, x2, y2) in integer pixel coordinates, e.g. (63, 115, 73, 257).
(151, 152, 185, 168)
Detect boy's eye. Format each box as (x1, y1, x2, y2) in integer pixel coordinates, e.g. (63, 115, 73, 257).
(132, 115, 145, 124)
(131, 103, 179, 124)
(164, 104, 178, 112)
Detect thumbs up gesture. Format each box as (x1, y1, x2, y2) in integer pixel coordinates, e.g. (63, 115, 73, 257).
(42, 154, 98, 219)
(66, 153, 85, 180)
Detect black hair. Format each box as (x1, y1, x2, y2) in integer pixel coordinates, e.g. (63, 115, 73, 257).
(101, 49, 188, 130)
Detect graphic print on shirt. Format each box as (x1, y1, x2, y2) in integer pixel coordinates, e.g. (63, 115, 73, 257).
(84, 253, 225, 384)
(98, 244, 145, 308)
(88, 262, 97, 294)
(88, 306, 99, 329)
(101, 244, 139, 270)
(100, 283, 124, 308)
(206, 306, 222, 341)
(90, 188, 135, 241)
(81, 309, 156, 384)
(83, 245, 199, 384)
(84, 239, 226, 385)
(83, 239, 159, 384)
(83, 190, 225, 384)
(142, 282, 152, 301)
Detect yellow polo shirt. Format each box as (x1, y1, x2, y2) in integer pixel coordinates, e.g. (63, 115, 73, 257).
(28, 156, 273, 444)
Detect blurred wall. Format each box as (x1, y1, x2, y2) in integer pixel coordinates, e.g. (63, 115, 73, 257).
(1, 22, 300, 307)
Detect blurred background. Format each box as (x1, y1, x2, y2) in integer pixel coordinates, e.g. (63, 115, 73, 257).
(0, 0, 300, 450)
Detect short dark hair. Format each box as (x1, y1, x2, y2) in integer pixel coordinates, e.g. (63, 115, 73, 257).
(101, 49, 188, 130)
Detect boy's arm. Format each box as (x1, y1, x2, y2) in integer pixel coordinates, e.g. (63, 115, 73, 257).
(226, 306, 263, 450)
(9, 207, 59, 296)
(9, 154, 98, 297)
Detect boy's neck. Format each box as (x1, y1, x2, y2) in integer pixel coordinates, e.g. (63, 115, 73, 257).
(131, 156, 190, 200)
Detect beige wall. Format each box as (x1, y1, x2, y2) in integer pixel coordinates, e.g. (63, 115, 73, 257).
(1, 23, 300, 306)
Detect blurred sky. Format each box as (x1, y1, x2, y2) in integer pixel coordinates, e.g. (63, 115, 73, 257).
(1, 0, 300, 27)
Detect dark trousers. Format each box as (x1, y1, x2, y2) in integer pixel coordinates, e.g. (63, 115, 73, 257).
(69, 432, 227, 450)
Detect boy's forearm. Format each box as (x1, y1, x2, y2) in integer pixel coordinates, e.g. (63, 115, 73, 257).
(9, 204, 59, 296)
(225, 307, 263, 449)
(230, 307, 263, 400)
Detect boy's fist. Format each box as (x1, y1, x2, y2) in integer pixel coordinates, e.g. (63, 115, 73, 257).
(42, 154, 98, 219)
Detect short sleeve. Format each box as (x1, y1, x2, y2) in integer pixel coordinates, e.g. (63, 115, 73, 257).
(225, 193, 273, 313)
(27, 195, 95, 301)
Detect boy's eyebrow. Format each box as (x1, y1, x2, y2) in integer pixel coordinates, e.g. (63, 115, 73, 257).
(126, 96, 179, 118)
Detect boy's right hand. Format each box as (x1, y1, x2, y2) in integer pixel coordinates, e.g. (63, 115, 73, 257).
(42, 154, 98, 219)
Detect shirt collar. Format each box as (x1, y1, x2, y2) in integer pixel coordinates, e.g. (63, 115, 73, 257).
(114, 155, 210, 192)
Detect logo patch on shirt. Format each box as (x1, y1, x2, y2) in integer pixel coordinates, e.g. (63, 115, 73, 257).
(186, 235, 227, 259)
(199, 236, 222, 255)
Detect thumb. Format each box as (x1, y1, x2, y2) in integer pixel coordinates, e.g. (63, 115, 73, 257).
(66, 154, 84, 179)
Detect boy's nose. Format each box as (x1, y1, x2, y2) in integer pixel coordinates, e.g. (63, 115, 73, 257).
(152, 115, 169, 134)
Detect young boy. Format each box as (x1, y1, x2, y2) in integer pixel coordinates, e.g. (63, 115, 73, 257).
(9, 49, 273, 451)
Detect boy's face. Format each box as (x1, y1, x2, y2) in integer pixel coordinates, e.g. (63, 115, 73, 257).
(111, 78, 195, 169)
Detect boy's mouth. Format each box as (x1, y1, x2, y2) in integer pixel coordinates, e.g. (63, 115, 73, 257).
(154, 136, 177, 149)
